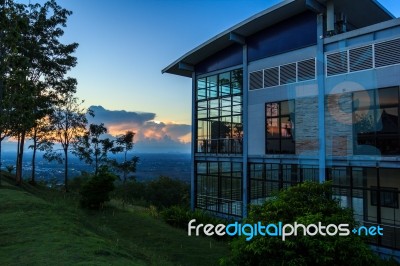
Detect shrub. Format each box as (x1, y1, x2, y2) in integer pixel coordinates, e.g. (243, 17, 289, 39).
(6, 165, 14, 174)
(112, 176, 189, 208)
(80, 168, 117, 209)
(145, 176, 189, 208)
(112, 180, 147, 205)
(224, 181, 380, 266)
(161, 205, 229, 241)
(69, 172, 91, 192)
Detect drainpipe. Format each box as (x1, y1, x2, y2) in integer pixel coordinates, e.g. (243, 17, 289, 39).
(327, 0, 335, 36)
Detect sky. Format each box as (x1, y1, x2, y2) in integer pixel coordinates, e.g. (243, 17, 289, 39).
(10, 0, 400, 153)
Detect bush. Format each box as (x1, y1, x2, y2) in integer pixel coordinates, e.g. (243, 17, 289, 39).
(69, 172, 91, 192)
(224, 181, 380, 266)
(80, 168, 117, 209)
(161, 205, 229, 240)
(6, 165, 14, 174)
(145, 176, 189, 208)
(112, 176, 189, 208)
(112, 180, 147, 205)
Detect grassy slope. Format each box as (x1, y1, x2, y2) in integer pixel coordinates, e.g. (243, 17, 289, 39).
(0, 175, 229, 265)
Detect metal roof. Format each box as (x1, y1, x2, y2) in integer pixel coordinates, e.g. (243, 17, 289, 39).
(162, 0, 395, 77)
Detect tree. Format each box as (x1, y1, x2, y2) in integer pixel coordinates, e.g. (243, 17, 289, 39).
(50, 89, 89, 192)
(225, 182, 378, 266)
(111, 131, 139, 183)
(73, 123, 120, 175)
(0, 0, 30, 185)
(80, 166, 116, 209)
(0, 0, 78, 185)
(28, 116, 54, 184)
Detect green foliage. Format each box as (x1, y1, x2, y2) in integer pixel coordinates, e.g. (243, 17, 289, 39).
(112, 180, 147, 205)
(73, 123, 122, 175)
(5, 165, 14, 173)
(80, 167, 117, 209)
(225, 182, 380, 266)
(161, 205, 228, 237)
(109, 131, 139, 183)
(0, 0, 79, 185)
(68, 171, 91, 192)
(145, 176, 189, 208)
(112, 176, 189, 209)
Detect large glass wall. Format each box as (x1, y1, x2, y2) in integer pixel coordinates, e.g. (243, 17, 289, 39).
(196, 69, 243, 154)
(196, 161, 242, 216)
(328, 167, 400, 250)
(249, 163, 319, 204)
(353, 87, 400, 155)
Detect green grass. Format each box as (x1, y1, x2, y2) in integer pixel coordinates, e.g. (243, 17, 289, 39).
(0, 174, 229, 265)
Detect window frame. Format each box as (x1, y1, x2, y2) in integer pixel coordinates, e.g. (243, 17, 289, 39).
(265, 100, 295, 154)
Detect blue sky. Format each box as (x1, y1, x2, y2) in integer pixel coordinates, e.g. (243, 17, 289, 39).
(58, 0, 284, 125)
(10, 0, 400, 153)
(52, 0, 399, 125)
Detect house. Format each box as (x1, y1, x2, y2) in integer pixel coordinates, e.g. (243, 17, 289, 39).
(162, 0, 400, 256)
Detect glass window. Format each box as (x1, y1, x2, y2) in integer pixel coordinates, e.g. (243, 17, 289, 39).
(371, 187, 399, 208)
(195, 69, 243, 155)
(195, 161, 242, 216)
(197, 78, 206, 100)
(353, 87, 400, 155)
(266, 100, 295, 154)
(250, 164, 317, 204)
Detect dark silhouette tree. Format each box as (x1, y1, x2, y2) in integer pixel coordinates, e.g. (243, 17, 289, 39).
(0, 0, 79, 185)
(49, 89, 89, 192)
(28, 116, 54, 184)
(111, 131, 139, 183)
(73, 123, 121, 175)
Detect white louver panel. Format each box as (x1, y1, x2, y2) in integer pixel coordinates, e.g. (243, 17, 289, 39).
(298, 58, 316, 82)
(375, 38, 400, 68)
(349, 45, 373, 72)
(326, 37, 400, 77)
(249, 58, 316, 90)
(280, 63, 296, 85)
(249, 70, 263, 90)
(264, 67, 279, 87)
(327, 51, 348, 76)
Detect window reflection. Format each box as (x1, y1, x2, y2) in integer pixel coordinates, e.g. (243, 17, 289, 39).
(266, 100, 295, 154)
(196, 69, 243, 154)
(353, 87, 400, 155)
(196, 161, 243, 216)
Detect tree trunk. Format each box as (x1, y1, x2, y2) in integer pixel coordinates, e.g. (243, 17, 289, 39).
(64, 146, 68, 192)
(123, 150, 127, 183)
(95, 153, 98, 176)
(30, 128, 37, 184)
(0, 138, 2, 186)
(15, 134, 20, 184)
(16, 131, 25, 185)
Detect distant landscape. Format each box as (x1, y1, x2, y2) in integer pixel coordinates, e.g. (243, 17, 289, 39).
(0, 152, 191, 184)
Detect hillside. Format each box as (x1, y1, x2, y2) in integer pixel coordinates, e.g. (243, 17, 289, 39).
(0, 175, 229, 265)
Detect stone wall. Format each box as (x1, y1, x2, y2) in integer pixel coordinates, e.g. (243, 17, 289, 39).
(295, 96, 319, 155)
(325, 92, 354, 157)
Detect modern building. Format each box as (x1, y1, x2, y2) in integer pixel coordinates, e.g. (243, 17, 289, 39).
(163, 0, 400, 255)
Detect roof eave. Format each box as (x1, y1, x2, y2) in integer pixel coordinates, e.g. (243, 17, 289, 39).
(161, 0, 298, 77)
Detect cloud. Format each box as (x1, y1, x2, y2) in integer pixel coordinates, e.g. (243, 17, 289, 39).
(135, 135, 191, 153)
(87, 106, 191, 153)
(89, 105, 155, 126)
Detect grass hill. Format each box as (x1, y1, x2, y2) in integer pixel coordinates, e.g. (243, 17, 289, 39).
(0, 174, 229, 265)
